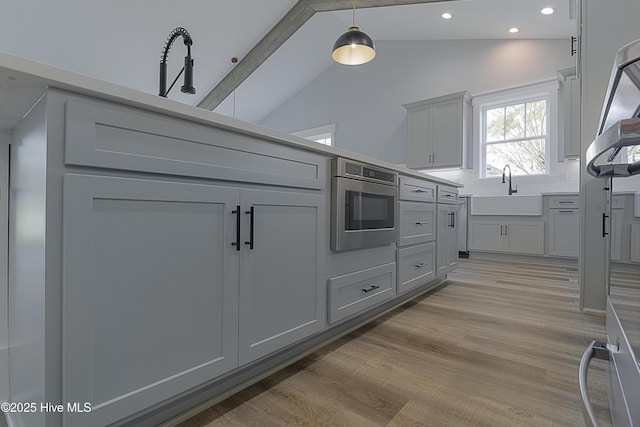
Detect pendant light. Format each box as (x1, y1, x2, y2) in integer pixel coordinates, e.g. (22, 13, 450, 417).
(331, 0, 376, 65)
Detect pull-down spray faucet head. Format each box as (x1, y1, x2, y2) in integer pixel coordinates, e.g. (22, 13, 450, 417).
(502, 164, 510, 184)
(501, 164, 517, 195)
(159, 27, 195, 97)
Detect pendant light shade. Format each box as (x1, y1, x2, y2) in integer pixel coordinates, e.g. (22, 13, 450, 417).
(332, 0, 375, 65)
(332, 26, 376, 65)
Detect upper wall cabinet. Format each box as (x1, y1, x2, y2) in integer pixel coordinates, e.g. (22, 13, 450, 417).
(404, 91, 471, 170)
(557, 68, 581, 159)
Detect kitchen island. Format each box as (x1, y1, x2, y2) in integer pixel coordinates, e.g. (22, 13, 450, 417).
(0, 52, 460, 427)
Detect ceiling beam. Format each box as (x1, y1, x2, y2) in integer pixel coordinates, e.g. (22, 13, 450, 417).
(198, 0, 453, 111)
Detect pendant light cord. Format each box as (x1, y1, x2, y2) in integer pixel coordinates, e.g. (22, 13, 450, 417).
(352, 0, 356, 26)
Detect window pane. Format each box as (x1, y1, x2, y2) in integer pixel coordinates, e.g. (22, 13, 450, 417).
(525, 100, 547, 137)
(505, 103, 526, 140)
(485, 107, 505, 142)
(486, 139, 546, 176)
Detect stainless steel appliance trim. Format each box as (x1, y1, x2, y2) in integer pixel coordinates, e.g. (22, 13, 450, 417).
(586, 118, 640, 177)
(579, 340, 610, 427)
(332, 157, 398, 186)
(331, 173, 398, 252)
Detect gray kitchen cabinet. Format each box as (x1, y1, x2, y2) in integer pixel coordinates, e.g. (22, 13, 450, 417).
(61, 174, 326, 426)
(631, 224, 640, 263)
(398, 201, 436, 246)
(558, 68, 581, 159)
(397, 243, 436, 294)
(611, 208, 624, 261)
(238, 189, 326, 365)
(62, 174, 241, 427)
(548, 209, 580, 257)
(404, 91, 470, 170)
(328, 262, 396, 324)
(436, 204, 459, 276)
(469, 219, 544, 255)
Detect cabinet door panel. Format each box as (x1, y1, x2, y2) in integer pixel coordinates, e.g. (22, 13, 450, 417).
(406, 106, 432, 169)
(239, 189, 325, 365)
(62, 174, 239, 427)
(611, 209, 624, 261)
(436, 205, 459, 276)
(431, 100, 463, 168)
(549, 209, 580, 257)
(469, 222, 502, 252)
(503, 222, 544, 255)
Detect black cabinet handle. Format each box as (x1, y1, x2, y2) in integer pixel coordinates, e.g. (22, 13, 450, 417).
(362, 284, 380, 294)
(452, 211, 455, 228)
(602, 213, 609, 237)
(245, 206, 254, 249)
(231, 205, 241, 251)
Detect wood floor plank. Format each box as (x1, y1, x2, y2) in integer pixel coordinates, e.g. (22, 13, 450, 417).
(173, 258, 615, 427)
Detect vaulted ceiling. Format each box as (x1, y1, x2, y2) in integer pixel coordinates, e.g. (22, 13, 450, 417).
(0, 0, 575, 123)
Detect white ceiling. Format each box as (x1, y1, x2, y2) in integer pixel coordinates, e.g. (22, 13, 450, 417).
(0, 0, 576, 124)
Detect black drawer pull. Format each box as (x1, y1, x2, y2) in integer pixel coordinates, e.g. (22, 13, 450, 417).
(362, 284, 381, 294)
(245, 206, 254, 249)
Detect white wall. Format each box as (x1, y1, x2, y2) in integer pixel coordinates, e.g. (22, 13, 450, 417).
(261, 38, 576, 194)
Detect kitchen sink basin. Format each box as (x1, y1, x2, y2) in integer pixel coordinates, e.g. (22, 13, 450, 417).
(471, 195, 543, 216)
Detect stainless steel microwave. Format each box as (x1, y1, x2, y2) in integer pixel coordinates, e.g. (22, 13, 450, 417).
(331, 158, 398, 251)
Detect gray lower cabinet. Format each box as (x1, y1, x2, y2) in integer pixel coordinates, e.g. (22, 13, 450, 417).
(62, 174, 326, 427)
(238, 189, 326, 365)
(611, 209, 624, 261)
(469, 220, 544, 255)
(397, 243, 436, 294)
(328, 263, 396, 324)
(398, 201, 436, 246)
(436, 204, 458, 276)
(548, 208, 580, 257)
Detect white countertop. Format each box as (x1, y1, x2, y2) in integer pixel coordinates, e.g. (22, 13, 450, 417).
(0, 51, 460, 188)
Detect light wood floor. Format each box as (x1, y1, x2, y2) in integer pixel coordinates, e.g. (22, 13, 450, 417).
(175, 258, 612, 427)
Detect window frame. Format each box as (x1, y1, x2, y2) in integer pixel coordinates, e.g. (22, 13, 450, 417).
(291, 123, 336, 146)
(472, 80, 559, 179)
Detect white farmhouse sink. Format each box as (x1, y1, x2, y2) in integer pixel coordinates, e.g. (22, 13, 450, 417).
(471, 195, 543, 216)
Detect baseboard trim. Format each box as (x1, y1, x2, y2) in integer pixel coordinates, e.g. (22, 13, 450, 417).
(468, 251, 578, 268)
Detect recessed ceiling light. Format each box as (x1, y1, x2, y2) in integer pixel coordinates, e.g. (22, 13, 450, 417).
(509, 27, 519, 33)
(541, 7, 555, 15)
(441, 12, 453, 20)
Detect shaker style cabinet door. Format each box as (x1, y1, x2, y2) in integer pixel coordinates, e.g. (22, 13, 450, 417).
(62, 174, 240, 427)
(238, 189, 326, 365)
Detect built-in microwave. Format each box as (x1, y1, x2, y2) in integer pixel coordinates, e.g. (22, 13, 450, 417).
(331, 158, 398, 251)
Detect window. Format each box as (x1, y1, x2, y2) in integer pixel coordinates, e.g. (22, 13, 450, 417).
(483, 98, 548, 177)
(291, 124, 335, 147)
(474, 80, 557, 178)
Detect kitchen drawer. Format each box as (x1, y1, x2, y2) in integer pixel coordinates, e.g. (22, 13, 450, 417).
(612, 194, 626, 209)
(548, 195, 579, 208)
(437, 185, 459, 204)
(397, 243, 436, 295)
(399, 176, 436, 202)
(328, 262, 396, 324)
(398, 201, 436, 246)
(62, 92, 325, 189)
